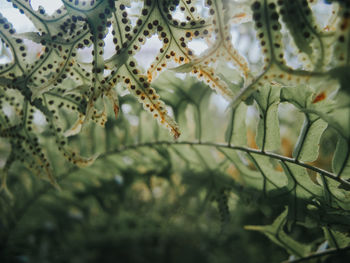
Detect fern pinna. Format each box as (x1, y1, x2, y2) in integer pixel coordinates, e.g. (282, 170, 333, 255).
(0, 0, 350, 261)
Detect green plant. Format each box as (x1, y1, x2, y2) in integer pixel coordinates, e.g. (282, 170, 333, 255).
(0, 0, 350, 262)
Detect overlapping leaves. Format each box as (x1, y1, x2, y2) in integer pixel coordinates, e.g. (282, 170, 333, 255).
(0, 0, 250, 184)
(0, 0, 350, 261)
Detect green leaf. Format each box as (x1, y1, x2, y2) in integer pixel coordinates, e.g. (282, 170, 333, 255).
(225, 102, 247, 146)
(247, 154, 286, 195)
(281, 161, 323, 224)
(293, 118, 328, 162)
(245, 208, 312, 258)
(323, 227, 350, 249)
(281, 85, 330, 162)
(284, 162, 323, 198)
(254, 84, 281, 151)
(332, 137, 350, 179)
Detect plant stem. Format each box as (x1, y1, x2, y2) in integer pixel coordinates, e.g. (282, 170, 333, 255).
(99, 140, 350, 188)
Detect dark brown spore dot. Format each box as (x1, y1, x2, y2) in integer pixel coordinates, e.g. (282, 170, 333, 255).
(252, 1, 261, 10)
(268, 3, 276, 9)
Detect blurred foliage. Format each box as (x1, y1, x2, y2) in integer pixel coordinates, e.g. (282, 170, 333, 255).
(1, 168, 288, 263)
